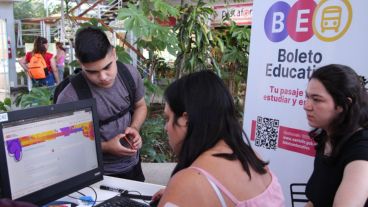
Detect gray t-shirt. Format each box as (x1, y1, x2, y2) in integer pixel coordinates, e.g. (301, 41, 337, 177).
(56, 63, 145, 174)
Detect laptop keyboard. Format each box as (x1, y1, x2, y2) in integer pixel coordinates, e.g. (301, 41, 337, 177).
(95, 195, 149, 207)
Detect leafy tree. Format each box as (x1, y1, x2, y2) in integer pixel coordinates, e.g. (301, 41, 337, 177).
(14, 0, 47, 47)
(210, 17, 251, 118)
(174, 1, 221, 78)
(117, 0, 179, 82)
(214, 21, 250, 95)
(14, 0, 46, 20)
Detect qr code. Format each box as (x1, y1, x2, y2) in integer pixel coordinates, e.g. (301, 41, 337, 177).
(255, 116, 279, 150)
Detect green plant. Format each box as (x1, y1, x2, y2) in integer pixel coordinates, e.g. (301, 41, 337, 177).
(219, 22, 250, 82)
(115, 45, 133, 64)
(154, 57, 175, 78)
(143, 77, 168, 106)
(174, 1, 221, 77)
(140, 114, 174, 162)
(117, 0, 179, 82)
(211, 20, 251, 118)
(0, 98, 12, 112)
(16, 87, 53, 108)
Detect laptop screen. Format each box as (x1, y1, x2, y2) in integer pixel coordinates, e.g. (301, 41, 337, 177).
(0, 99, 103, 205)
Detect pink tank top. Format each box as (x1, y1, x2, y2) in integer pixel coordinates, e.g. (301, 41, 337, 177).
(189, 166, 285, 207)
(57, 55, 65, 66)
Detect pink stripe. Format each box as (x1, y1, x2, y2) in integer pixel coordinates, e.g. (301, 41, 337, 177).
(189, 166, 240, 205)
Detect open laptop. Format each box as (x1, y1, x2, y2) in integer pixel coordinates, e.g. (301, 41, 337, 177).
(0, 99, 104, 205)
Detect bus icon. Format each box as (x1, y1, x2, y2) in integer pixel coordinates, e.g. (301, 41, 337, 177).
(321, 6, 342, 33)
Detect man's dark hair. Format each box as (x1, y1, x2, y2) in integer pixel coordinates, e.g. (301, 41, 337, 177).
(74, 27, 113, 63)
(309, 64, 368, 159)
(164, 70, 268, 178)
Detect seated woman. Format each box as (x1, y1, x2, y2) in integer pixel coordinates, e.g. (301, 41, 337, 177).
(154, 70, 285, 207)
(304, 64, 368, 207)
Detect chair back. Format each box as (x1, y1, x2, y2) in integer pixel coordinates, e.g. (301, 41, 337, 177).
(290, 183, 308, 207)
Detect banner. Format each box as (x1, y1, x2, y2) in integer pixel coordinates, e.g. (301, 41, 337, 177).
(243, 0, 368, 206)
(212, 2, 253, 26)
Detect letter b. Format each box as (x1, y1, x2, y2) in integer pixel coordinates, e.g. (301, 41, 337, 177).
(272, 12, 285, 33)
(264, 2, 290, 42)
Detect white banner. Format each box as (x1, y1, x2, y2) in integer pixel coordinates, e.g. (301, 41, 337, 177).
(212, 2, 253, 26)
(243, 0, 368, 206)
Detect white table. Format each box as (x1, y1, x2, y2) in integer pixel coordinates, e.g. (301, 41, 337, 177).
(60, 176, 165, 206)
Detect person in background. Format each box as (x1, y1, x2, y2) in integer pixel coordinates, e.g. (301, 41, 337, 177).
(19, 36, 59, 86)
(55, 42, 66, 81)
(152, 70, 285, 207)
(304, 64, 368, 207)
(56, 27, 147, 181)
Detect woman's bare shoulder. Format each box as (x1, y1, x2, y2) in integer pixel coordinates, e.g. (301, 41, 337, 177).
(158, 167, 211, 207)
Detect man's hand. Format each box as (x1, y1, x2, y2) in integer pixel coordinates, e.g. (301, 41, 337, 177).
(125, 126, 143, 150)
(152, 188, 165, 203)
(101, 133, 137, 156)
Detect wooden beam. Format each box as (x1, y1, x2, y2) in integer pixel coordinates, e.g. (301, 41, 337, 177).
(68, 0, 89, 15)
(21, 17, 59, 24)
(78, 0, 105, 17)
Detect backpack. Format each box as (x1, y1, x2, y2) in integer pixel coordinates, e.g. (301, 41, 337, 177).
(28, 53, 48, 79)
(53, 61, 136, 127)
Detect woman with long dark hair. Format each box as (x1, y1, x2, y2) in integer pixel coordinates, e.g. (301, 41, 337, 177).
(19, 37, 59, 86)
(304, 64, 368, 207)
(153, 70, 284, 207)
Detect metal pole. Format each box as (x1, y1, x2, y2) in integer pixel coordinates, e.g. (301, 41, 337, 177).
(61, 0, 65, 43)
(40, 21, 44, 37)
(44, 0, 49, 17)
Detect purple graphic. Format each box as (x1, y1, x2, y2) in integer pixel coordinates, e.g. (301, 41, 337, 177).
(5, 125, 87, 162)
(264, 1, 290, 42)
(60, 126, 83, 136)
(60, 127, 72, 136)
(6, 139, 22, 162)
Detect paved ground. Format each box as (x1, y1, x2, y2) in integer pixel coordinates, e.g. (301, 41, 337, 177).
(142, 162, 176, 186)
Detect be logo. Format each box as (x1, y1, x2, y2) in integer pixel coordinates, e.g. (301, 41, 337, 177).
(264, 0, 352, 42)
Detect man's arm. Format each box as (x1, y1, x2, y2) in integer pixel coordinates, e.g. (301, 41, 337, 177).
(124, 97, 147, 150)
(130, 97, 147, 131)
(19, 56, 28, 72)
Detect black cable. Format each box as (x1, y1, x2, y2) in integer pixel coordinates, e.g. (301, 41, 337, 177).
(88, 186, 98, 206)
(122, 190, 153, 202)
(93, 192, 120, 203)
(67, 195, 81, 200)
(67, 188, 99, 205)
(69, 188, 152, 205)
(76, 191, 87, 197)
(67, 190, 86, 200)
(126, 190, 151, 204)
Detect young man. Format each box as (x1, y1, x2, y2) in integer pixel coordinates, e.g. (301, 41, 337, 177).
(57, 27, 147, 181)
